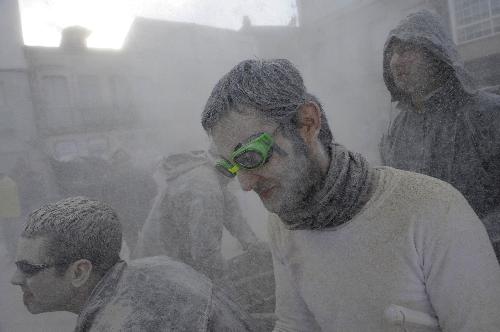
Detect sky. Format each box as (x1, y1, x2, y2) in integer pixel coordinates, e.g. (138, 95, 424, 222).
(19, 0, 298, 49)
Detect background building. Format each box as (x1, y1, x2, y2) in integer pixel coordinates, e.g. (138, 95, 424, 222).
(1, 0, 499, 201)
(0, 0, 37, 173)
(444, 0, 500, 93)
(26, 27, 139, 161)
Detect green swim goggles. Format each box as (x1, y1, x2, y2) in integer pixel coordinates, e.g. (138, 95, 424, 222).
(215, 131, 284, 178)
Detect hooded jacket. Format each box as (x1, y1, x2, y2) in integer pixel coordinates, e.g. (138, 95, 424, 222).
(74, 257, 256, 331)
(134, 151, 258, 280)
(380, 10, 500, 219)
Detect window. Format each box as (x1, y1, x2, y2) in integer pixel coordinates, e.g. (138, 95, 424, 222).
(109, 75, 133, 118)
(53, 140, 79, 161)
(77, 75, 103, 125)
(451, 0, 500, 43)
(41, 75, 73, 127)
(87, 136, 109, 157)
(492, 0, 500, 15)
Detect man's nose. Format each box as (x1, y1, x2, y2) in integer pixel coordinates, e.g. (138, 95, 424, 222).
(390, 53, 403, 70)
(11, 269, 25, 286)
(391, 52, 412, 70)
(237, 170, 261, 192)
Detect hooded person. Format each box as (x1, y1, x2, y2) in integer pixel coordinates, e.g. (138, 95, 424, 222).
(133, 150, 260, 281)
(379, 10, 500, 258)
(10, 196, 257, 331)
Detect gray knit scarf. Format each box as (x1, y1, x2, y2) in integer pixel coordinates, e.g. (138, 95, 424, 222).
(279, 143, 377, 230)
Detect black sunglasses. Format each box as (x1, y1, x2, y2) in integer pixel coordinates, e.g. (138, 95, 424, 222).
(15, 261, 57, 277)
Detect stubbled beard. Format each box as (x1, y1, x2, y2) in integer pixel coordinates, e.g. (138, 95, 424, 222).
(277, 154, 324, 215)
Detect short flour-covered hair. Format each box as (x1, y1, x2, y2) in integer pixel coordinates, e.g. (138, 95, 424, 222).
(23, 196, 122, 275)
(201, 58, 333, 149)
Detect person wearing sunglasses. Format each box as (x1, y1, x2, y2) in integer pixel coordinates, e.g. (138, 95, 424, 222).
(202, 58, 500, 331)
(11, 196, 257, 331)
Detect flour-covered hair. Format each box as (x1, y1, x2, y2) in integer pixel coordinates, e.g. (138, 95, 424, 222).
(201, 59, 333, 149)
(23, 196, 122, 275)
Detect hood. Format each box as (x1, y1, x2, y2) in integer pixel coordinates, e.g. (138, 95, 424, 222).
(158, 150, 210, 181)
(383, 10, 476, 103)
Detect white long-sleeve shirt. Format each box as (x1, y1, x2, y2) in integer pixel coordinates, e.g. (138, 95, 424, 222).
(269, 167, 500, 332)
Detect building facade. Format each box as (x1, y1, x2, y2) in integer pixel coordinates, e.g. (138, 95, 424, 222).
(18, 14, 302, 196)
(1, 0, 498, 197)
(444, 0, 500, 93)
(0, 0, 57, 202)
(0, 0, 37, 173)
(25, 27, 140, 162)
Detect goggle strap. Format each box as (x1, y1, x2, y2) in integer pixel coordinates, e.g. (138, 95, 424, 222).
(228, 164, 240, 175)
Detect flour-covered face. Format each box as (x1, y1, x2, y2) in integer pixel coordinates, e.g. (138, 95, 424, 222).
(11, 236, 73, 314)
(211, 111, 322, 214)
(389, 42, 442, 96)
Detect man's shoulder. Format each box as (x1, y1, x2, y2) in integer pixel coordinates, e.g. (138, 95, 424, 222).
(126, 256, 213, 290)
(375, 167, 466, 219)
(84, 257, 214, 330)
(382, 167, 462, 200)
(364, 168, 481, 249)
(95, 257, 214, 305)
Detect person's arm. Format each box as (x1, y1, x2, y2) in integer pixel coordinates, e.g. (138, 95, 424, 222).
(423, 194, 500, 331)
(222, 190, 259, 250)
(132, 189, 170, 259)
(187, 181, 226, 280)
(268, 215, 321, 332)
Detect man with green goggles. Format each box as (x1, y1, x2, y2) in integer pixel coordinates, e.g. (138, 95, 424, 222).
(215, 130, 287, 178)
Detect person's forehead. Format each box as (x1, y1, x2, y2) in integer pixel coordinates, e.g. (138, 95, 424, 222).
(211, 112, 276, 156)
(16, 236, 49, 263)
(390, 38, 411, 51)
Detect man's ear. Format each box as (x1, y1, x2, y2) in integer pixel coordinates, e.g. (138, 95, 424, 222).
(68, 259, 93, 288)
(297, 102, 321, 146)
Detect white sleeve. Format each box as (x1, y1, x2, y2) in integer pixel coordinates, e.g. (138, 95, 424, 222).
(267, 215, 322, 332)
(133, 189, 169, 259)
(221, 190, 259, 248)
(423, 194, 500, 332)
